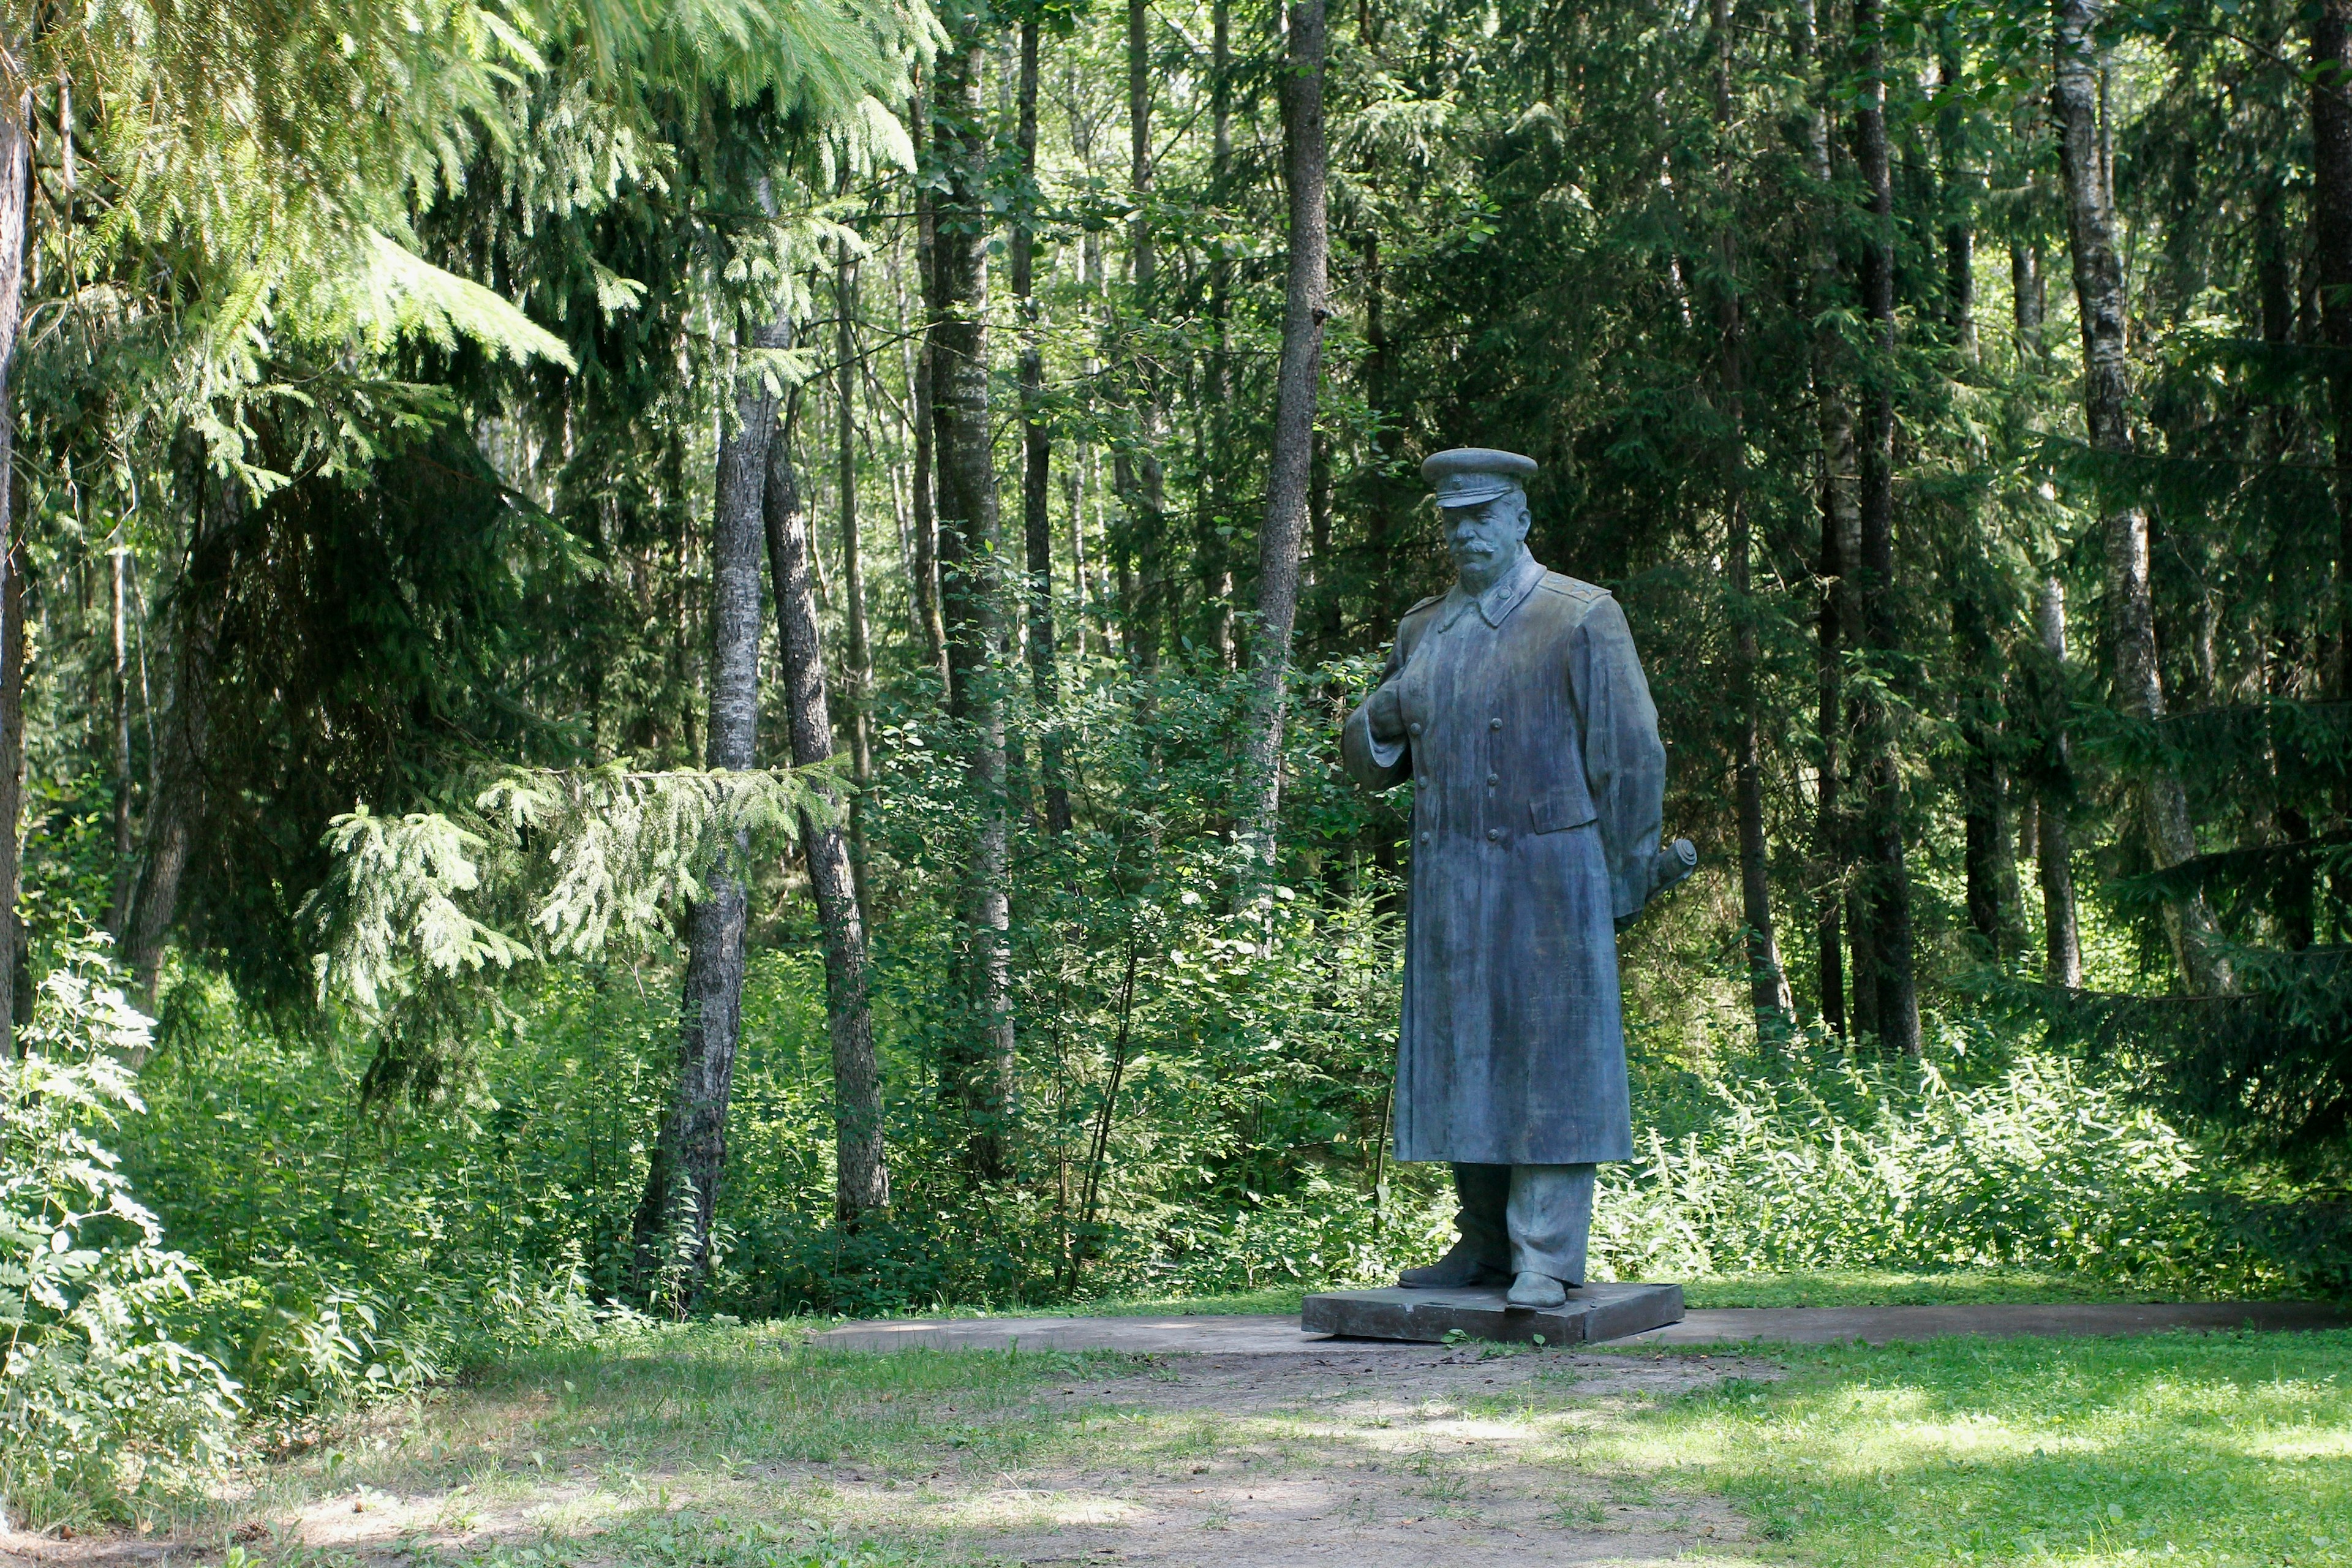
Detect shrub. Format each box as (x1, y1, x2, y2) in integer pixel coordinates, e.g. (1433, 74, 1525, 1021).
(1, 943, 239, 1530)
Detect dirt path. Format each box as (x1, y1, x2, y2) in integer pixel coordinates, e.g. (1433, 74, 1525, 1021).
(2, 1346, 1780, 1568)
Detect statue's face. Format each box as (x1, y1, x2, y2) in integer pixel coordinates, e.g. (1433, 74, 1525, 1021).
(1442, 490, 1532, 585)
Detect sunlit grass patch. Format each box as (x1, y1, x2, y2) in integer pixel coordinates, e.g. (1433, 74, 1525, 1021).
(1678, 1267, 2196, 1308)
(1585, 1330, 2352, 1566)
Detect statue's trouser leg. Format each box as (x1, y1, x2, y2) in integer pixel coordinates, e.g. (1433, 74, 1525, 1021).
(1504, 1163, 1596, 1284)
(1449, 1163, 1513, 1270)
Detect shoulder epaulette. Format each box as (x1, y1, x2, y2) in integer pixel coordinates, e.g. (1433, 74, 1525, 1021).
(1401, 592, 1446, 619)
(1539, 572, 1605, 601)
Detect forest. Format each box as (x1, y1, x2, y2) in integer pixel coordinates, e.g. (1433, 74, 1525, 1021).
(6, 0, 2352, 1530)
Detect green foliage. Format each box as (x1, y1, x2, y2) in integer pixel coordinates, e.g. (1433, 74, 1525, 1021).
(1596, 1029, 2348, 1297)
(0, 941, 236, 1531)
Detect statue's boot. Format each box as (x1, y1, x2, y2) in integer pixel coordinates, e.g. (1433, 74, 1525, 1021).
(1398, 1237, 1512, 1289)
(1506, 1271, 1569, 1309)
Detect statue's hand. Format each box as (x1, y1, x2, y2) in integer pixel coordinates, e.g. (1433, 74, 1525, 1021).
(1366, 684, 1406, 742)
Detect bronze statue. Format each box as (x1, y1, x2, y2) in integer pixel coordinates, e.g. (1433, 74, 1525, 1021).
(1342, 448, 1681, 1309)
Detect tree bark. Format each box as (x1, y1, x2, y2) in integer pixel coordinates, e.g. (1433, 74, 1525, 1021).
(2312, 1, 2352, 695)
(766, 396, 891, 1225)
(108, 533, 134, 933)
(1800, 0, 1852, 1036)
(932, 10, 1016, 1180)
(2052, 0, 2233, 994)
(2034, 575, 2084, 986)
(1121, 0, 1168, 669)
(909, 82, 950, 693)
(1240, 0, 1329, 873)
(1852, 0, 1920, 1052)
(1014, 16, 1069, 835)
(629, 317, 780, 1303)
(1714, 0, 1791, 1032)
(121, 457, 238, 1003)
(0, 96, 23, 1052)
(836, 251, 874, 917)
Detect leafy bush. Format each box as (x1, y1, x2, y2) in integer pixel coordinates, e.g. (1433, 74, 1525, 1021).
(1, 943, 238, 1531)
(1592, 1029, 2350, 1296)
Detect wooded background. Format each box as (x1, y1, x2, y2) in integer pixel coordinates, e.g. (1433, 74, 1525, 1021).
(4, 0, 2351, 1344)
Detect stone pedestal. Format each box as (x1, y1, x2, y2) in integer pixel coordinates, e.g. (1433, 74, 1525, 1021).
(1300, 1281, 1683, 1346)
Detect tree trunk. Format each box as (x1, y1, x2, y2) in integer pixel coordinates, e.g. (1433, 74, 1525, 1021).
(1714, 0, 1790, 1032)
(1801, 0, 1850, 1036)
(121, 458, 238, 1003)
(1852, 0, 1920, 1053)
(2312, 1, 2352, 695)
(2053, 0, 2233, 995)
(909, 83, 950, 694)
(2034, 575, 2084, 987)
(0, 96, 21, 1052)
(932, 12, 1016, 1181)
(1239, 0, 1329, 873)
(836, 251, 875, 919)
(1936, 15, 1978, 366)
(1014, 16, 1069, 835)
(1121, 0, 1168, 670)
(1206, 0, 1238, 666)
(766, 396, 891, 1226)
(108, 532, 134, 933)
(628, 317, 781, 1304)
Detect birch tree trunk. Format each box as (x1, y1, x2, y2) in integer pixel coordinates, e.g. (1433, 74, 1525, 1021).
(1121, 0, 1168, 669)
(2052, 0, 2233, 995)
(1014, 16, 1069, 835)
(1240, 0, 1329, 873)
(836, 252, 874, 916)
(2034, 576, 2084, 987)
(108, 532, 134, 932)
(1853, 0, 1920, 1052)
(909, 81, 950, 693)
(932, 8, 1016, 1180)
(0, 94, 26, 1050)
(766, 398, 891, 1225)
(628, 318, 781, 1303)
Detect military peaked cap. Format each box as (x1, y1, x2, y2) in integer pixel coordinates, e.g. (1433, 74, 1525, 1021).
(1422, 447, 1539, 508)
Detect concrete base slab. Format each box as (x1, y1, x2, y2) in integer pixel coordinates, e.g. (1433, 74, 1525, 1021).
(807, 1298, 2348, 1356)
(810, 1314, 1413, 1354)
(1299, 1281, 1685, 1345)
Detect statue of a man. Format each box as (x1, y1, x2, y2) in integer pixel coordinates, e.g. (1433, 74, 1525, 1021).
(1341, 448, 1669, 1310)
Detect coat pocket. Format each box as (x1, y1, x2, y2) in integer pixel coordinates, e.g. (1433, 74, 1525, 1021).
(1529, 785, 1597, 834)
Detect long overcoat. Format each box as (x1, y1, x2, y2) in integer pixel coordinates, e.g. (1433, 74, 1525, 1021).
(1341, 553, 1667, 1166)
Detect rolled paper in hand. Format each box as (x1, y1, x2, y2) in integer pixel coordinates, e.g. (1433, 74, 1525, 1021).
(1651, 837, 1698, 898)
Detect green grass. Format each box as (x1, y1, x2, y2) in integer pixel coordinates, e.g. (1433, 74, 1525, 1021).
(205, 1315, 2352, 1568)
(1677, 1267, 2186, 1308)
(1589, 1330, 2352, 1566)
(1046, 1265, 2212, 1319)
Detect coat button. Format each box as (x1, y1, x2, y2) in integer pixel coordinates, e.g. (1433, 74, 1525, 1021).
(1408, 721, 1424, 737)
(1419, 831, 1431, 845)
(1487, 827, 1501, 842)
(1488, 717, 1503, 730)
(1487, 772, 1499, 786)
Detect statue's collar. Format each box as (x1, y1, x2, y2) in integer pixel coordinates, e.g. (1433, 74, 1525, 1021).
(1438, 551, 1544, 631)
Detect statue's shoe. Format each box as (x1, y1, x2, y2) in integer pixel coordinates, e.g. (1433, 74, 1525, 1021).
(1398, 1240, 1512, 1289)
(1506, 1271, 1569, 1309)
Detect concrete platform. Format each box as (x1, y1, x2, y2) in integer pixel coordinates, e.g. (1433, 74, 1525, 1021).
(807, 1298, 2349, 1355)
(1300, 1282, 1684, 1344)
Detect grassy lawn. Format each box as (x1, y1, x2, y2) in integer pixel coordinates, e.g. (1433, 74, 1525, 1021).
(141, 1315, 2348, 1568)
(1591, 1329, 2352, 1567)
